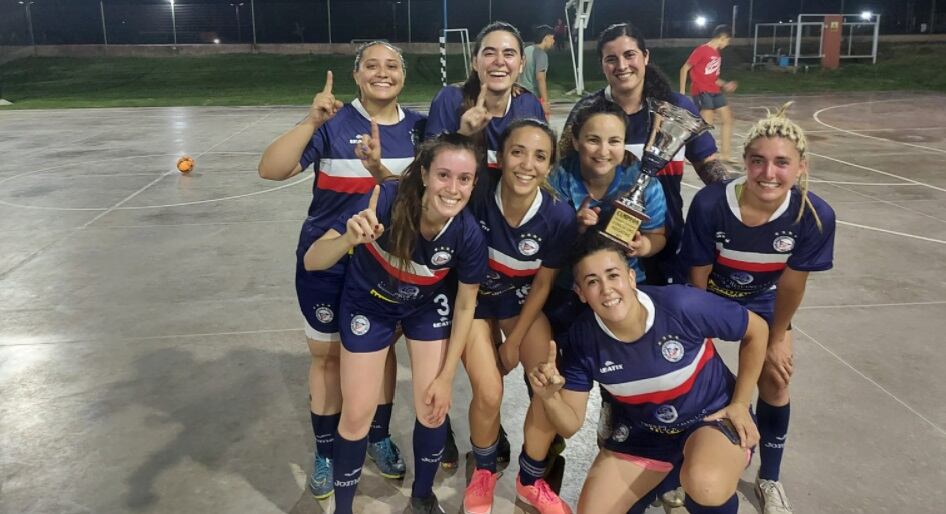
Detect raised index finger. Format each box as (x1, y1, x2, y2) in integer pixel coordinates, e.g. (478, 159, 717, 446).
(370, 117, 380, 142)
(579, 195, 593, 212)
(547, 339, 558, 364)
(322, 70, 334, 94)
(367, 184, 381, 212)
(476, 83, 488, 108)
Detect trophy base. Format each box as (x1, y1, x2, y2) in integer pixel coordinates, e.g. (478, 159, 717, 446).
(599, 203, 651, 250)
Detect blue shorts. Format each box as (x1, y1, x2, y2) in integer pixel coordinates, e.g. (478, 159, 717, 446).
(542, 287, 589, 339)
(475, 290, 524, 320)
(295, 261, 344, 341)
(339, 291, 454, 353)
(737, 290, 791, 329)
(602, 405, 756, 465)
(693, 92, 728, 110)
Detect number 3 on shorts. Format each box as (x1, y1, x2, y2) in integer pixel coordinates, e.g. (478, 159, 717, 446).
(434, 293, 451, 316)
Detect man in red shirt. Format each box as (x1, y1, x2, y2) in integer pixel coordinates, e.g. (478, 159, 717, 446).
(680, 25, 738, 162)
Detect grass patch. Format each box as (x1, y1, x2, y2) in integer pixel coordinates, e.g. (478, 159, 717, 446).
(2, 43, 945, 109)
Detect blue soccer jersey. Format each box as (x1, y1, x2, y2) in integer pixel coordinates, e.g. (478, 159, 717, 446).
(299, 99, 426, 235)
(679, 177, 836, 301)
(332, 180, 488, 314)
(549, 154, 667, 282)
(469, 174, 578, 319)
(559, 285, 748, 435)
(424, 85, 545, 169)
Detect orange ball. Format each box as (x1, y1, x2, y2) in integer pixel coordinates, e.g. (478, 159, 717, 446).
(177, 155, 195, 173)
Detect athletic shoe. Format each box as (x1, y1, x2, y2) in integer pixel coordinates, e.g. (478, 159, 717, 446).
(307, 453, 333, 500)
(409, 493, 445, 514)
(367, 436, 406, 478)
(756, 478, 793, 514)
(515, 476, 572, 514)
(463, 469, 501, 514)
(497, 425, 511, 464)
(442, 426, 459, 469)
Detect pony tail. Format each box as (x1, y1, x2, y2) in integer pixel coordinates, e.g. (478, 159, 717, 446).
(388, 161, 424, 273)
(795, 173, 824, 231)
(642, 64, 674, 103)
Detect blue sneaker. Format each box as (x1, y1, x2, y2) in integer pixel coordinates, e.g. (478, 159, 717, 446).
(308, 453, 334, 499)
(367, 436, 406, 478)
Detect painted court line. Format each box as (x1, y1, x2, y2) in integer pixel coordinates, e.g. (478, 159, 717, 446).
(0, 327, 304, 347)
(799, 300, 946, 310)
(794, 326, 946, 438)
(813, 99, 946, 156)
(80, 111, 276, 228)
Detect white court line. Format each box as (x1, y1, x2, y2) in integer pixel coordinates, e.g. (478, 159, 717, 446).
(794, 326, 946, 438)
(680, 181, 946, 244)
(807, 180, 916, 186)
(804, 126, 946, 134)
(80, 111, 276, 228)
(836, 220, 946, 244)
(799, 300, 946, 310)
(812, 98, 946, 156)
(0, 327, 305, 347)
(808, 152, 946, 193)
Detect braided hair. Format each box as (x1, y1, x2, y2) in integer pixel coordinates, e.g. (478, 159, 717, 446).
(742, 102, 822, 230)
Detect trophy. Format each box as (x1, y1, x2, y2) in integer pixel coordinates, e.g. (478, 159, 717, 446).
(599, 98, 712, 249)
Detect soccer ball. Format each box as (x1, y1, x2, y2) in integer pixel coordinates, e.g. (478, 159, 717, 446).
(177, 155, 195, 173)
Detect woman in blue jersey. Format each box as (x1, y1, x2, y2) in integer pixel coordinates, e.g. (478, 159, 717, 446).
(425, 21, 545, 169)
(545, 97, 667, 338)
(680, 104, 836, 514)
(258, 41, 425, 498)
(305, 134, 487, 514)
(460, 119, 578, 514)
(529, 233, 769, 514)
(563, 23, 730, 288)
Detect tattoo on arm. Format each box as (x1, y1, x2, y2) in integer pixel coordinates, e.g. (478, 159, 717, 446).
(695, 159, 730, 185)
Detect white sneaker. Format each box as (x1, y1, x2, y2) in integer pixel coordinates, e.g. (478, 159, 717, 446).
(756, 478, 793, 514)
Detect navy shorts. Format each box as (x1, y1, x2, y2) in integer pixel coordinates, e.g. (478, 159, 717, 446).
(738, 290, 791, 329)
(602, 406, 756, 465)
(295, 261, 344, 341)
(339, 291, 454, 353)
(475, 290, 524, 320)
(542, 286, 589, 339)
(693, 92, 728, 110)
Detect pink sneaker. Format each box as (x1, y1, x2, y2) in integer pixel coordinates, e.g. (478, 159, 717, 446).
(515, 476, 573, 514)
(463, 469, 501, 514)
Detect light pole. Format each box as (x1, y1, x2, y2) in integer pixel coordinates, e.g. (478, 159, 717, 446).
(250, 0, 257, 46)
(230, 2, 244, 42)
(168, 0, 177, 45)
(18, 1, 35, 48)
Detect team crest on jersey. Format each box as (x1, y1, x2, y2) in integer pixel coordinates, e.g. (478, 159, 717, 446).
(660, 338, 685, 363)
(656, 405, 678, 424)
(431, 248, 452, 266)
(315, 305, 335, 324)
(518, 238, 540, 256)
(396, 285, 420, 301)
(611, 423, 630, 443)
(731, 271, 754, 285)
(773, 232, 796, 252)
(350, 315, 370, 336)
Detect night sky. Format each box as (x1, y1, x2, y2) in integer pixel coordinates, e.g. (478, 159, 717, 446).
(0, 0, 938, 46)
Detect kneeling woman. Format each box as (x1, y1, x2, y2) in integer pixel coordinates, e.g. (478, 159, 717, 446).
(529, 233, 768, 514)
(305, 134, 487, 514)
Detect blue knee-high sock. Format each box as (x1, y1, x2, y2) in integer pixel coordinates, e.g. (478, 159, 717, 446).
(369, 403, 393, 443)
(757, 400, 790, 481)
(626, 487, 659, 514)
(656, 464, 681, 494)
(517, 447, 547, 486)
(411, 418, 447, 499)
(471, 436, 499, 473)
(311, 412, 341, 457)
(332, 433, 368, 514)
(684, 493, 738, 514)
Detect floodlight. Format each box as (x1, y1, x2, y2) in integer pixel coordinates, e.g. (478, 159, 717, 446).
(860, 11, 872, 20)
(695, 16, 707, 27)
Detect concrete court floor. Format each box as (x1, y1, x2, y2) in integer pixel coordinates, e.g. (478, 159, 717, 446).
(1, 91, 945, 514)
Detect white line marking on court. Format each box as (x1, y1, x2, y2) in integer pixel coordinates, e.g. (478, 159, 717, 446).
(804, 126, 946, 134)
(0, 327, 305, 347)
(812, 99, 946, 155)
(681, 181, 946, 243)
(794, 326, 946, 438)
(808, 152, 946, 193)
(807, 179, 916, 186)
(80, 111, 275, 228)
(799, 300, 946, 310)
(117, 175, 309, 209)
(836, 220, 946, 244)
